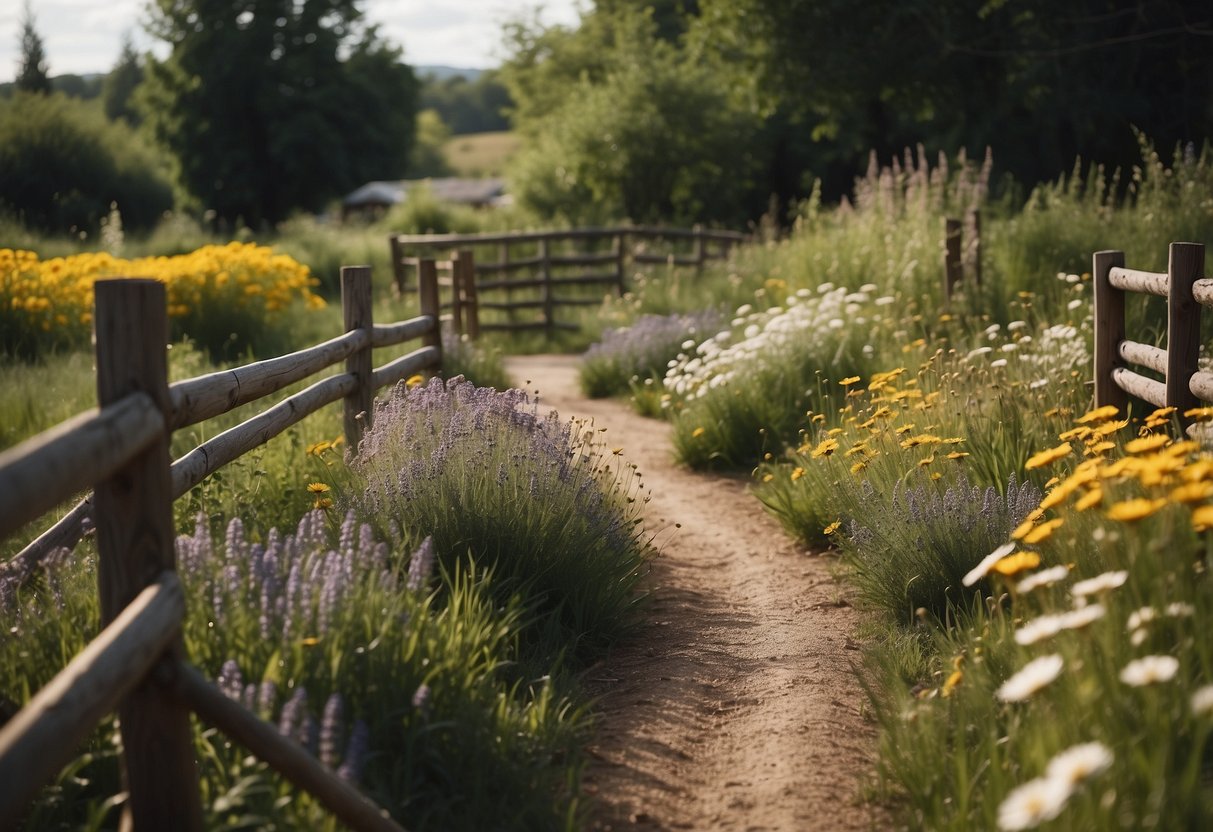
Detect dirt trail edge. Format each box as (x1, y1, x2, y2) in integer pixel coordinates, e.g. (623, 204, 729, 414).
(505, 355, 886, 832)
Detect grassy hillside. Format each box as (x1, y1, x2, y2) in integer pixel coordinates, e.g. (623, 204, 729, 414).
(442, 131, 521, 178)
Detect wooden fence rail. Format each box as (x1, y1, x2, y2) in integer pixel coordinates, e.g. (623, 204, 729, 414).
(0, 264, 440, 831)
(390, 225, 747, 336)
(1093, 242, 1207, 427)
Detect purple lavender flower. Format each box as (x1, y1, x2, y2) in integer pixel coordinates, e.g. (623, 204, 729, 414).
(336, 719, 370, 783)
(407, 536, 436, 593)
(319, 693, 345, 769)
(278, 687, 308, 739)
(217, 659, 244, 701)
(411, 683, 431, 717)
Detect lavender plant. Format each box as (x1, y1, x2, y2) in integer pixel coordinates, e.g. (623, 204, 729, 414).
(355, 375, 649, 657)
(580, 310, 723, 399)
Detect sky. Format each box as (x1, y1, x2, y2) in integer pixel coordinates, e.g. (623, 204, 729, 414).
(0, 0, 583, 84)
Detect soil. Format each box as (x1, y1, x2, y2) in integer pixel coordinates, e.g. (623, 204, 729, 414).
(504, 355, 888, 832)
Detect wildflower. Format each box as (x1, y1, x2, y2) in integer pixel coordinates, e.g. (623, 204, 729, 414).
(1058, 426, 1091, 441)
(1012, 508, 1046, 539)
(942, 669, 963, 697)
(1076, 405, 1120, 424)
(1127, 607, 1157, 631)
(1023, 518, 1064, 544)
(962, 542, 1017, 587)
(405, 374, 425, 388)
(1125, 434, 1171, 454)
(823, 521, 841, 535)
(1144, 406, 1177, 427)
(406, 536, 436, 593)
(1025, 443, 1072, 470)
(811, 438, 839, 458)
(997, 654, 1064, 702)
(1191, 685, 1213, 716)
(1120, 655, 1179, 686)
(1045, 742, 1114, 788)
(839, 376, 861, 386)
(1074, 488, 1103, 511)
(991, 550, 1042, 577)
(1071, 570, 1128, 599)
(1061, 603, 1106, 630)
(307, 482, 331, 494)
(850, 460, 868, 474)
(791, 467, 806, 481)
(1170, 482, 1213, 503)
(1015, 614, 1067, 646)
(306, 440, 332, 456)
(1192, 504, 1213, 531)
(1184, 406, 1213, 423)
(1166, 601, 1195, 617)
(1016, 565, 1070, 595)
(1105, 497, 1167, 522)
(692, 426, 706, 438)
(313, 497, 333, 510)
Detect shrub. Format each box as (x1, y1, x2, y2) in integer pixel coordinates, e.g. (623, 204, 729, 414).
(580, 310, 723, 399)
(0, 92, 173, 234)
(354, 376, 649, 657)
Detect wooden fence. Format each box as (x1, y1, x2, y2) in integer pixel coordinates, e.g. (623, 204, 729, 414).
(390, 225, 747, 335)
(0, 265, 443, 831)
(1094, 242, 1207, 427)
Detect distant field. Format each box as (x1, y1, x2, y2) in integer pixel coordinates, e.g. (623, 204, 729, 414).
(443, 131, 521, 177)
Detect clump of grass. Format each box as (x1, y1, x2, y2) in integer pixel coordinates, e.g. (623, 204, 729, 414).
(580, 310, 722, 399)
(439, 329, 512, 390)
(353, 376, 650, 658)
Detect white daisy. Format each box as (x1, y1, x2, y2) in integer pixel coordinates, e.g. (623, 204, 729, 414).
(998, 654, 1065, 702)
(1071, 570, 1128, 599)
(1060, 604, 1106, 631)
(997, 776, 1071, 830)
(1120, 655, 1179, 687)
(963, 542, 1018, 587)
(1016, 565, 1070, 595)
(1014, 614, 1066, 646)
(1191, 685, 1213, 716)
(1045, 742, 1114, 787)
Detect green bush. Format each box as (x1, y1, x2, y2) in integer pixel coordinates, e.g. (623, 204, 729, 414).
(0, 92, 173, 233)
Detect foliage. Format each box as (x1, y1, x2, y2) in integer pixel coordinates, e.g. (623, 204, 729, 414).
(442, 130, 522, 178)
(0, 244, 325, 360)
(580, 310, 723, 399)
(410, 109, 453, 177)
(102, 36, 143, 126)
(418, 69, 512, 135)
(15, 0, 50, 95)
(0, 92, 173, 234)
(439, 330, 512, 391)
(354, 376, 650, 657)
(141, 0, 418, 227)
(502, 6, 757, 225)
(1, 511, 587, 829)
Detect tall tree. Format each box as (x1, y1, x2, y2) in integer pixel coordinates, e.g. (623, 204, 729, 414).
(141, 0, 417, 227)
(103, 35, 143, 126)
(15, 0, 51, 95)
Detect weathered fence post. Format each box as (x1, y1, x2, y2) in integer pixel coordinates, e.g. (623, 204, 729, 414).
(967, 209, 983, 287)
(389, 236, 406, 297)
(342, 266, 374, 452)
(456, 249, 480, 340)
(613, 232, 626, 296)
(539, 236, 553, 333)
(1093, 250, 1128, 415)
(692, 223, 706, 272)
(92, 279, 204, 832)
(943, 218, 963, 302)
(448, 254, 465, 336)
(1167, 242, 1206, 423)
(418, 258, 443, 365)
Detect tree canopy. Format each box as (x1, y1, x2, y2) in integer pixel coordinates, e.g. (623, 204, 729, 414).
(141, 0, 418, 227)
(501, 0, 1213, 225)
(15, 0, 51, 95)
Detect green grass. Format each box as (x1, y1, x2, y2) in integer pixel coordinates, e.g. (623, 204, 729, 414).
(443, 131, 521, 178)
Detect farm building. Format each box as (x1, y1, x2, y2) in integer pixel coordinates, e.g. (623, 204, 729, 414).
(341, 177, 507, 220)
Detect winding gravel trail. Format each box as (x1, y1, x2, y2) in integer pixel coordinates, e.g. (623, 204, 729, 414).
(505, 355, 886, 832)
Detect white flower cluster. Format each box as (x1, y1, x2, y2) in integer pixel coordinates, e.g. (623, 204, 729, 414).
(662, 283, 891, 401)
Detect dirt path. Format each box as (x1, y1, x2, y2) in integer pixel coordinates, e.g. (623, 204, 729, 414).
(505, 355, 886, 832)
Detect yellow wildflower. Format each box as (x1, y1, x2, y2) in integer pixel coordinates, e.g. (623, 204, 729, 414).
(1024, 518, 1064, 544)
(1192, 504, 1213, 532)
(1090, 419, 1130, 438)
(306, 482, 331, 494)
(692, 426, 706, 438)
(1184, 407, 1213, 423)
(1170, 482, 1213, 504)
(839, 376, 861, 386)
(406, 373, 425, 388)
(1012, 508, 1046, 540)
(1106, 498, 1168, 522)
(895, 424, 916, 436)
(850, 460, 869, 474)
(824, 521, 842, 535)
(791, 467, 806, 481)
(1076, 405, 1120, 424)
(811, 438, 839, 458)
(1025, 442, 1072, 470)
(942, 669, 963, 697)
(918, 454, 936, 467)
(947, 451, 969, 460)
(762, 473, 775, 483)
(1059, 426, 1092, 441)
(313, 497, 333, 510)
(991, 550, 1042, 577)
(1075, 488, 1103, 511)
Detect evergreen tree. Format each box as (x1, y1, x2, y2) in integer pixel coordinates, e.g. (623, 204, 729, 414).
(142, 0, 417, 227)
(15, 0, 51, 95)
(103, 35, 143, 126)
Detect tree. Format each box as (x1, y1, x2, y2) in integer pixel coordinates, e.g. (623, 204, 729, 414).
(410, 109, 452, 176)
(104, 35, 144, 126)
(15, 0, 51, 95)
(141, 0, 417, 227)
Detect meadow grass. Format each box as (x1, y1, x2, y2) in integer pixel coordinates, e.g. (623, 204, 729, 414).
(442, 130, 522, 177)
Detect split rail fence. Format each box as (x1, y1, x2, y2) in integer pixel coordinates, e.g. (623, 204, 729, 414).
(390, 225, 747, 336)
(0, 265, 443, 831)
(1094, 242, 1208, 427)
